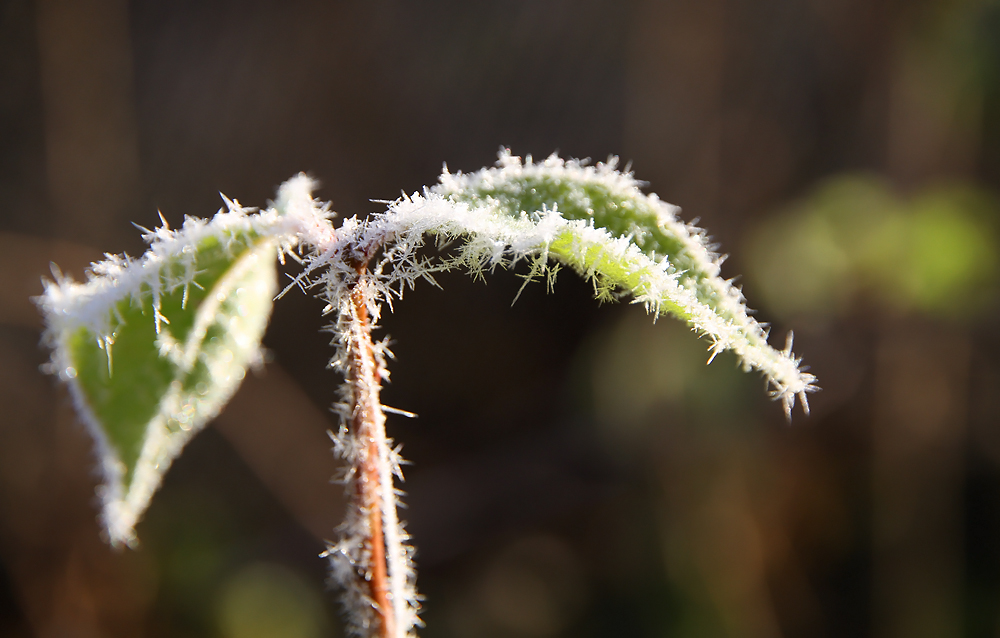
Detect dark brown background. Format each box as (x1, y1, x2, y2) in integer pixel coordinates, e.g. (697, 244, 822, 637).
(2, 1, 1000, 636)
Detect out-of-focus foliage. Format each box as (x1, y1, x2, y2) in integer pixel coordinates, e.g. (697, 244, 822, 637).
(588, 311, 758, 433)
(746, 176, 999, 320)
(216, 562, 328, 638)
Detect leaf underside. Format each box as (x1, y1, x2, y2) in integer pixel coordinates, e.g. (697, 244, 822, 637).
(60, 231, 277, 545)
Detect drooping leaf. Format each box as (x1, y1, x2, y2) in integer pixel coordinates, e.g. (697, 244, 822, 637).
(431, 151, 817, 416)
(39, 204, 293, 545)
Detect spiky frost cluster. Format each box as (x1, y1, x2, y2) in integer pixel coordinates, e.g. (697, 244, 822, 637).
(40, 199, 293, 343)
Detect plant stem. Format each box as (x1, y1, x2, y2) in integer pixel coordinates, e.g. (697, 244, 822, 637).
(347, 272, 396, 638)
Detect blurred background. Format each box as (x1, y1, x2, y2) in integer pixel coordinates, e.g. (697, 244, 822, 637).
(2, 0, 1000, 636)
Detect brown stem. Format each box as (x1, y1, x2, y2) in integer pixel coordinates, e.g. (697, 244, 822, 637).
(347, 276, 396, 638)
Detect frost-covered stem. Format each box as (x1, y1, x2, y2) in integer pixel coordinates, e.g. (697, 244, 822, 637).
(347, 271, 396, 638)
(282, 177, 417, 637)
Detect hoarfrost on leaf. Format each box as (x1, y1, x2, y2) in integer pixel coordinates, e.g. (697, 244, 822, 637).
(36, 194, 323, 546)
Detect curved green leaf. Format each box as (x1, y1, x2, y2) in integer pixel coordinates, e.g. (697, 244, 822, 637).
(425, 151, 816, 416)
(40, 211, 282, 546)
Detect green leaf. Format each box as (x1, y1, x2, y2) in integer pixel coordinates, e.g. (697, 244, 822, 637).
(41, 218, 280, 546)
(429, 152, 816, 416)
(438, 155, 754, 324)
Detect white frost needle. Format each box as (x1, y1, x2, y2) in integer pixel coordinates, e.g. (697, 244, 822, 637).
(37, 150, 816, 638)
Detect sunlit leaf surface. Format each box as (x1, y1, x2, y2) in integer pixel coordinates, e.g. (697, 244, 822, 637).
(40, 213, 282, 546)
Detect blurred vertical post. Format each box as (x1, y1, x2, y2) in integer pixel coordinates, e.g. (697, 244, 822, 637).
(35, 0, 141, 246)
(885, 8, 981, 189)
(875, 5, 982, 635)
(6, 1, 151, 635)
(623, 0, 725, 217)
(872, 322, 969, 638)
